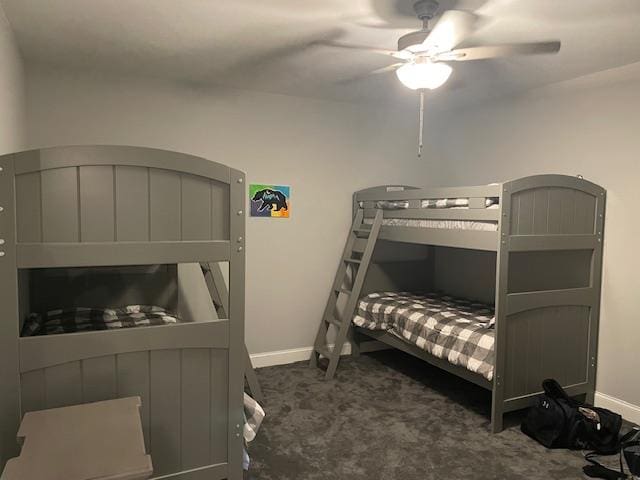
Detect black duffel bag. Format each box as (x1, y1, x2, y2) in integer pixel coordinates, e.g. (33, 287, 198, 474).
(521, 378, 622, 454)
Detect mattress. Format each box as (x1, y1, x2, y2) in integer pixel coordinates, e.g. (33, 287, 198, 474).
(364, 217, 498, 232)
(353, 292, 495, 380)
(21, 305, 180, 336)
(359, 197, 500, 210)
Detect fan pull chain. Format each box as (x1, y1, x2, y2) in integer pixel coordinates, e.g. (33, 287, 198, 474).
(418, 90, 425, 159)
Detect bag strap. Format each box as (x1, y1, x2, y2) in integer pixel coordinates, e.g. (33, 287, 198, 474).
(542, 378, 576, 404)
(583, 451, 626, 479)
(583, 429, 640, 479)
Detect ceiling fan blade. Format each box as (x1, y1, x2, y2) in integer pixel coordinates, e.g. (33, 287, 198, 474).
(419, 10, 477, 54)
(436, 41, 561, 61)
(338, 63, 404, 84)
(369, 63, 404, 75)
(317, 40, 411, 60)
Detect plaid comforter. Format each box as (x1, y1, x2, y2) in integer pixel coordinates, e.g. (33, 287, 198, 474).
(353, 292, 496, 380)
(244, 393, 265, 443)
(22, 305, 179, 336)
(243, 393, 265, 470)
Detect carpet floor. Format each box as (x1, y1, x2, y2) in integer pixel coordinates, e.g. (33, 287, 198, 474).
(246, 350, 599, 480)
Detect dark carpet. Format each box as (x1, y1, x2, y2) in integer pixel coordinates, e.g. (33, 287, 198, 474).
(246, 350, 596, 480)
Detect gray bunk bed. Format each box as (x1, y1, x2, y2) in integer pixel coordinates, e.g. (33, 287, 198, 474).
(0, 145, 246, 479)
(311, 175, 606, 433)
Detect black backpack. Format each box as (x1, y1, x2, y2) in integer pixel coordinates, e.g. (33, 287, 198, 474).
(521, 379, 622, 454)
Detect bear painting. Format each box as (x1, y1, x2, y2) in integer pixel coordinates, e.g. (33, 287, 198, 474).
(249, 184, 290, 218)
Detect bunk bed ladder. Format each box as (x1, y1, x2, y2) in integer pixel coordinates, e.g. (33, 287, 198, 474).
(310, 209, 383, 380)
(201, 262, 264, 403)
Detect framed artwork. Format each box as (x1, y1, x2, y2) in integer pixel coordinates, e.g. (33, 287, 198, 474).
(249, 184, 290, 218)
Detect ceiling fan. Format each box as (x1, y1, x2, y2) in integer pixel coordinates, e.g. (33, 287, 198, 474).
(323, 0, 561, 157)
(329, 0, 561, 90)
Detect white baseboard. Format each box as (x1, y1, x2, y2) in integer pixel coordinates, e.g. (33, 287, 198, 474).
(251, 348, 640, 426)
(250, 343, 351, 369)
(595, 392, 640, 425)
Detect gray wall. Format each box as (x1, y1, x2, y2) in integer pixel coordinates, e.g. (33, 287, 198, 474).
(24, 65, 430, 356)
(0, 7, 25, 153)
(427, 61, 640, 415)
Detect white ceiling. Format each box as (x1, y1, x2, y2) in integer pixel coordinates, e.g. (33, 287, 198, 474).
(3, 0, 640, 109)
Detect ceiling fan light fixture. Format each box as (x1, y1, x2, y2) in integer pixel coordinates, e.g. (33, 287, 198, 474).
(395, 61, 452, 90)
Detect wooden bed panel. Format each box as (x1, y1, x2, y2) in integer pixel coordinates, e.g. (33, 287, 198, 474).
(150, 169, 182, 241)
(503, 305, 590, 399)
(81, 355, 118, 403)
(79, 166, 116, 242)
(510, 187, 596, 236)
(15, 165, 232, 245)
(181, 174, 212, 241)
(15, 172, 42, 243)
(115, 165, 150, 241)
(573, 192, 598, 234)
(117, 351, 151, 451)
(44, 361, 83, 408)
(212, 182, 231, 241)
(507, 250, 592, 293)
(19, 369, 46, 414)
(181, 349, 214, 471)
(20, 346, 230, 478)
(211, 348, 230, 465)
(149, 349, 182, 475)
(513, 188, 535, 235)
(40, 168, 80, 243)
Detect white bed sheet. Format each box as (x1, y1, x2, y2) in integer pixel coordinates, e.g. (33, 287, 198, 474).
(364, 217, 498, 232)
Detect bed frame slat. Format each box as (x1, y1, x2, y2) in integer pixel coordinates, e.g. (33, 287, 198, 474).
(79, 166, 116, 242)
(15, 172, 42, 243)
(16, 240, 231, 268)
(41, 168, 79, 243)
(150, 169, 181, 241)
(149, 349, 182, 475)
(181, 174, 213, 241)
(115, 166, 150, 241)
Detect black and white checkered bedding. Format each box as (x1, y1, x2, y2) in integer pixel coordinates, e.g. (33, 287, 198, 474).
(244, 393, 265, 443)
(353, 292, 496, 380)
(21, 305, 180, 336)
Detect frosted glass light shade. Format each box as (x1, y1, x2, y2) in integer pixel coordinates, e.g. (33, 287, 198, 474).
(396, 61, 453, 90)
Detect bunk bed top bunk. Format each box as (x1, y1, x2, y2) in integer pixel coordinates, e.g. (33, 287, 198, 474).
(354, 174, 604, 252)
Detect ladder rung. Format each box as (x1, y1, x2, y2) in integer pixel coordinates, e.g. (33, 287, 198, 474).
(352, 238, 367, 253)
(325, 315, 342, 327)
(344, 258, 361, 264)
(353, 227, 371, 235)
(334, 288, 352, 295)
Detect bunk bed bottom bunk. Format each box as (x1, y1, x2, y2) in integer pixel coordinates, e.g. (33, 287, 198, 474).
(353, 291, 495, 381)
(14, 262, 239, 478)
(351, 289, 597, 432)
